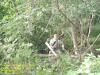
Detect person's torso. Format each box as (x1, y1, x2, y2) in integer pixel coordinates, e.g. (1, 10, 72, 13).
(50, 38, 61, 50)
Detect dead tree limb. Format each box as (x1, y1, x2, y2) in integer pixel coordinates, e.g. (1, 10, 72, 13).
(82, 33, 100, 57)
(82, 0, 95, 48)
(86, 13, 94, 47)
(45, 42, 57, 57)
(87, 14, 94, 38)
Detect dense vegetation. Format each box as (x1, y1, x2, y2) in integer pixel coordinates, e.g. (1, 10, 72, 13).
(0, 0, 100, 75)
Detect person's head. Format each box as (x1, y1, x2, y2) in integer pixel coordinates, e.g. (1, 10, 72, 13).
(54, 34, 59, 40)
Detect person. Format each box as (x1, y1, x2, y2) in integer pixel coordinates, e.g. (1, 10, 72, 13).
(49, 34, 65, 54)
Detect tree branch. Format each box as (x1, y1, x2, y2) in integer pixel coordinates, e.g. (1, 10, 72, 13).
(38, 14, 53, 40)
(82, 33, 100, 57)
(56, 0, 75, 26)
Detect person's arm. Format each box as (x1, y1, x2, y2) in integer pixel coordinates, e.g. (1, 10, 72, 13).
(46, 38, 50, 42)
(59, 40, 65, 50)
(62, 42, 65, 50)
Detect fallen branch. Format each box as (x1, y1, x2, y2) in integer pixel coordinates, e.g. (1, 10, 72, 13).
(45, 42, 57, 57)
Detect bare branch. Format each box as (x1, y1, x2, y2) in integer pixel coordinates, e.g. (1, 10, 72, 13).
(82, 33, 100, 57)
(56, 0, 75, 26)
(38, 14, 53, 40)
(87, 13, 95, 38)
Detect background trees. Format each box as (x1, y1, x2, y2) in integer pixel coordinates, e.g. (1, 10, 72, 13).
(0, 0, 100, 75)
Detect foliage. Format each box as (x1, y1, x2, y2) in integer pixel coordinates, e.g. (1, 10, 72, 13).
(0, 0, 100, 75)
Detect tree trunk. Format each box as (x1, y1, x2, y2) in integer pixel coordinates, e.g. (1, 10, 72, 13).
(71, 24, 78, 54)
